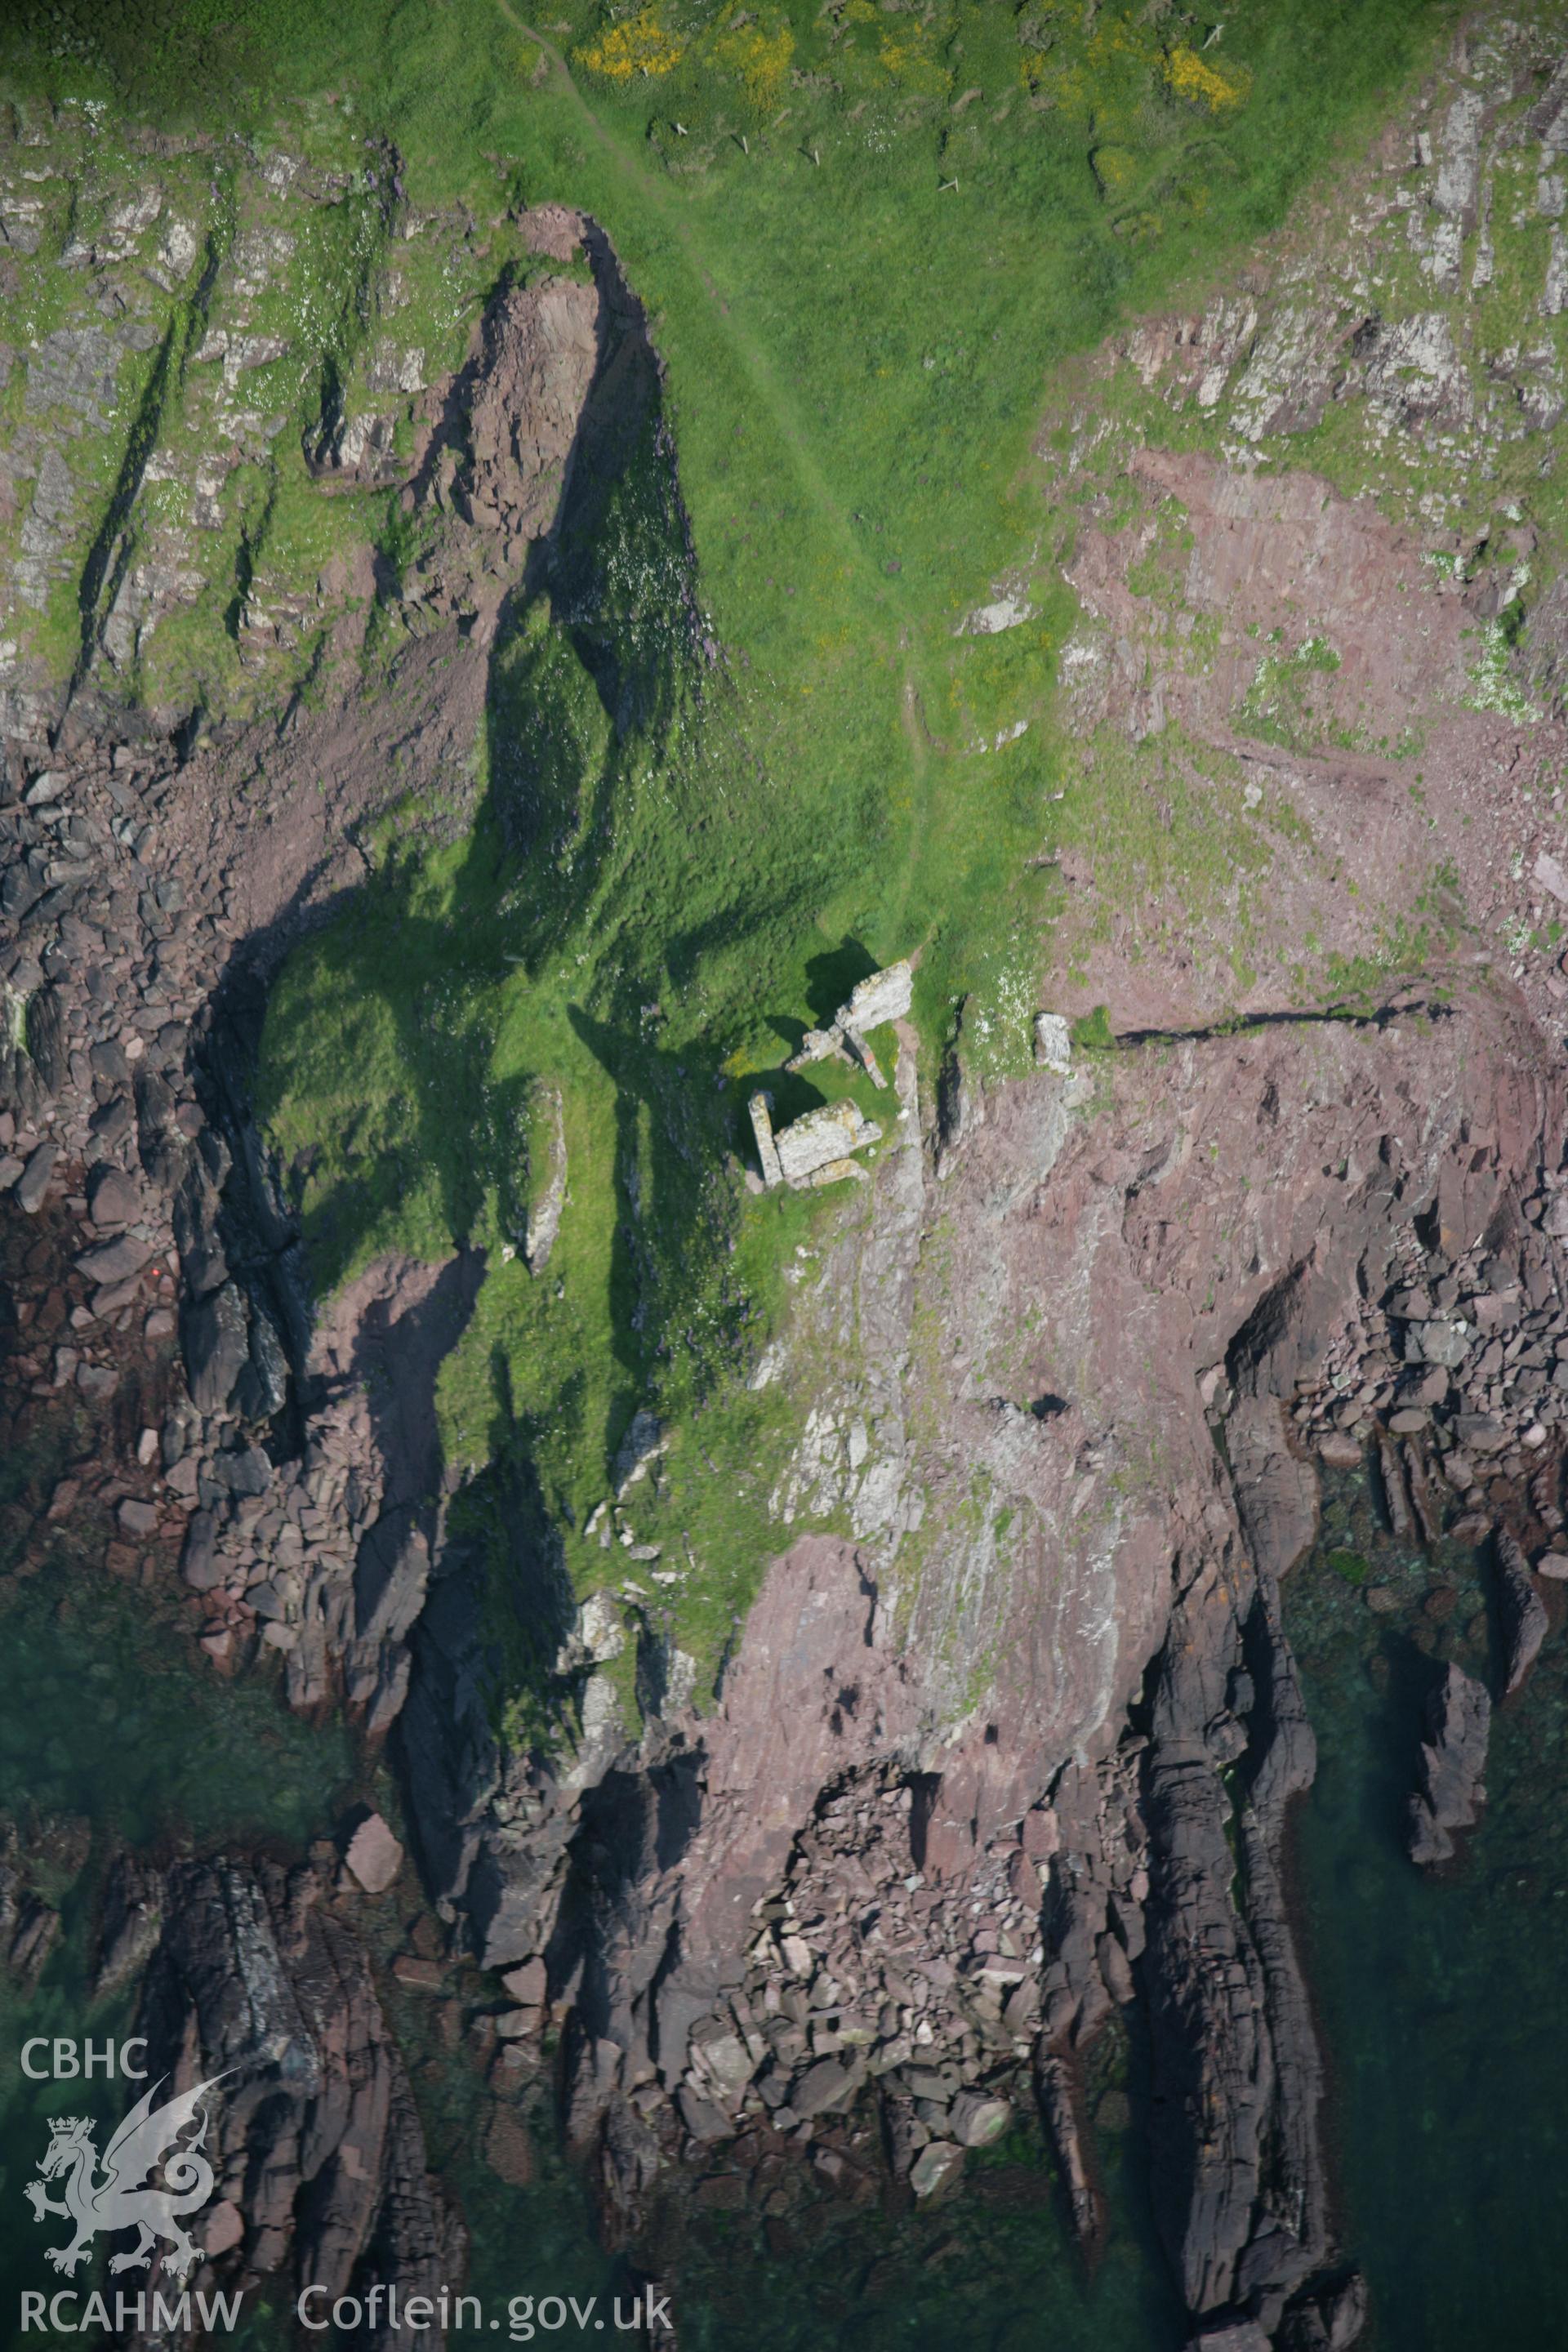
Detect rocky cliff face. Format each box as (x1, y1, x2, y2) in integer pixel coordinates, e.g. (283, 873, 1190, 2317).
(6, 24, 1568, 2352)
(497, 990, 1565, 2349)
(0, 186, 657, 1713)
(100, 1851, 463, 2349)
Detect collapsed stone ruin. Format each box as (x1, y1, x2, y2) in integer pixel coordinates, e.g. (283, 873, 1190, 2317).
(752, 950, 921, 1185)
(748, 960, 912, 1191)
(749, 963, 1077, 1192)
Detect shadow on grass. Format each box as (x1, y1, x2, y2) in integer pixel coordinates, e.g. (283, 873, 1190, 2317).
(257, 216, 760, 1502)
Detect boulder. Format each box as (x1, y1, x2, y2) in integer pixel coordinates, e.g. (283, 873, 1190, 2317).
(212, 1441, 272, 1497)
(1376, 1433, 1413, 1538)
(692, 2027, 754, 2100)
(909, 2140, 965, 2199)
(1494, 1528, 1548, 1696)
(180, 1510, 220, 1592)
(183, 1279, 250, 1414)
(15, 1142, 54, 1214)
(1406, 1318, 1470, 1369)
(344, 1811, 404, 1895)
(676, 2087, 734, 2142)
(791, 2056, 861, 2117)
(948, 2089, 1011, 2148)
(25, 984, 68, 1094)
(87, 1165, 140, 1227)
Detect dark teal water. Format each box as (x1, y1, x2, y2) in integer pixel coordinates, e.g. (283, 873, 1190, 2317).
(1287, 1478, 1568, 2352)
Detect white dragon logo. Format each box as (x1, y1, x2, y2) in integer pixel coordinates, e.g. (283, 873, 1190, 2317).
(24, 2074, 225, 2284)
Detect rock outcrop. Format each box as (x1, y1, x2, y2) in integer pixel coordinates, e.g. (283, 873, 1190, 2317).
(1142, 1561, 1325, 2327)
(1494, 1526, 1549, 1697)
(1406, 1663, 1491, 1866)
(0, 200, 635, 1731)
(406, 987, 1565, 2346)
(117, 1851, 463, 2347)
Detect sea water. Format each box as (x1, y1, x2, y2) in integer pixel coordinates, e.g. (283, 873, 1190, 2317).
(1285, 1475, 1568, 2352)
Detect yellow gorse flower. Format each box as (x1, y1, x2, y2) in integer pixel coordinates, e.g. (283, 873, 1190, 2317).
(1165, 45, 1251, 112)
(713, 16, 795, 112)
(878, 33, 947, 95)
(576, 7, 685, 82)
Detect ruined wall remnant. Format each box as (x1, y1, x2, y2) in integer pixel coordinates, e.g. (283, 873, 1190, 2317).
(749, 960, 909, 1186)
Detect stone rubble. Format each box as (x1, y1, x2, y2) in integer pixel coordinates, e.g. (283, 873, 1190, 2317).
(1281, 1148, 1568, 1539)
(671, 1762, 1042, 2185)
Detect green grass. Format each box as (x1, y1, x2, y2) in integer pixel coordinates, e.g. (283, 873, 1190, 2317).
(2, 0, 1460, 1736)
(1237, 631, 1346, 752)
